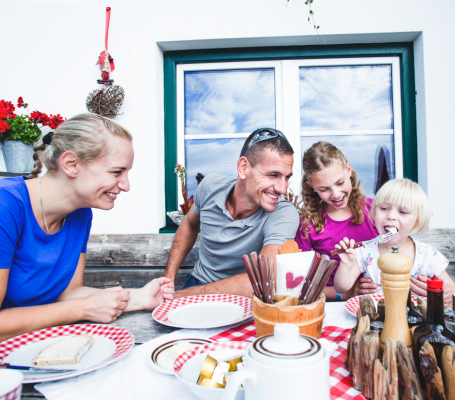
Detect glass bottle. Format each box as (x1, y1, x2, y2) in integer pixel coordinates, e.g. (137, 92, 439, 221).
(413, 276, 455, 388)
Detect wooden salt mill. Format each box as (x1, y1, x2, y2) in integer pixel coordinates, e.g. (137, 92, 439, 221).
(379, 245, 414, 351)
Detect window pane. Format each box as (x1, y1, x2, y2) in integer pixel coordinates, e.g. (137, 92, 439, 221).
(185, 138, 244, 198)
(185, 69, 276, 135)
(300, 135, 395, 198)
(299, 65, 393, 131)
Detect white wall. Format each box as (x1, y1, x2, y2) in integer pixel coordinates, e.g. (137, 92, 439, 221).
(1, 0, 454, 232)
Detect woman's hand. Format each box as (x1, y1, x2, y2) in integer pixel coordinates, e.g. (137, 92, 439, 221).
(82, 287, 130, 323)
(141, 277, 175, 311)
(335, 238, 357, 265)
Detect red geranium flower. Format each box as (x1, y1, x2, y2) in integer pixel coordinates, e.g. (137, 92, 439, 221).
(0, 119, 10, 134)
(48, 114, 66, 129)
(17, 97, 24, 108)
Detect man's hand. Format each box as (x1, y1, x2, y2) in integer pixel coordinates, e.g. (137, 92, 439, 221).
(141, 277, 175, 310)
(411, 275, 454, 304)
(82, 287, 130, 323)
(341, 277, 377, 300)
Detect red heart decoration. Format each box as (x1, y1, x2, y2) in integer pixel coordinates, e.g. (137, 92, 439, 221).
(286, 272, 305, 289)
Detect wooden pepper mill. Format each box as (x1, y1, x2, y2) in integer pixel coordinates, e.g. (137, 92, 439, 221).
(378, 245, 414, 351)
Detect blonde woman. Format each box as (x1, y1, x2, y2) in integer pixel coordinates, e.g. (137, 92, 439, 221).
(0, 113, 173, 341)
(334, 178, 455, 303)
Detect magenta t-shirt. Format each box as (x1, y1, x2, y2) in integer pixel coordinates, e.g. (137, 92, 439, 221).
(295, 198, 378, 286)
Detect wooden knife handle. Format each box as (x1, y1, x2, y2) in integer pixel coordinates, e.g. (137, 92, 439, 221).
(330, 241, 364, 256)
(0, 363, 10, 369)
(241, 255, 261, 299)
(258, 255, 272, 304)
(250, 252, 262, 293)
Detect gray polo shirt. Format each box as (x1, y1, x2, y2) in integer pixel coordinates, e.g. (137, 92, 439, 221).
(192, 174, 299, 284)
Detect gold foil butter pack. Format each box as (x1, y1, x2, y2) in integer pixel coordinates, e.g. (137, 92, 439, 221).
(197, 354, 245, 388)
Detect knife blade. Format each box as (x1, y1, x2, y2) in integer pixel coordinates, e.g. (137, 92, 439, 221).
(0, 363, 77, 373)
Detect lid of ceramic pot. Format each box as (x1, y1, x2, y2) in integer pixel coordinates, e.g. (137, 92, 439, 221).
(252, 324, 321, 360)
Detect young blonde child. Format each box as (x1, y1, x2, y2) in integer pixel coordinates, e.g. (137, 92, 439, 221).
(295, 141, 379, 301)
(334, 178, 455, 303)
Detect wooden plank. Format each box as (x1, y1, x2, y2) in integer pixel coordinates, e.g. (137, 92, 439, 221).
(85, 233, 200, 267)
(83, 268, 191, 290)
(413, 230, 455, 261)
(84, 230, 455, 267)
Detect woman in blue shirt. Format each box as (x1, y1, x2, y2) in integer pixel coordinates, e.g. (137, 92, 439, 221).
(0, 113, 174, 341)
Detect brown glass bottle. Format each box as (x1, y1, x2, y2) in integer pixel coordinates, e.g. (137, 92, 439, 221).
(413, 276, 455, 388)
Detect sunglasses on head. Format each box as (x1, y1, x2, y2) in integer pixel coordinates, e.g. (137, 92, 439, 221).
(241, 128, 289, 157)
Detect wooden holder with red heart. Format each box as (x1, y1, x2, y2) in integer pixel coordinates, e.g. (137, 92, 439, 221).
(252, 293, 326, 339)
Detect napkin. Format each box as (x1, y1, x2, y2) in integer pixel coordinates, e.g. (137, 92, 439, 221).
(35, 326, 229, 400)
(276, 251, 315, 297)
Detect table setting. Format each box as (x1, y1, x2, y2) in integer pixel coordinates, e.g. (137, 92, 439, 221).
(3, 240, 452, 400)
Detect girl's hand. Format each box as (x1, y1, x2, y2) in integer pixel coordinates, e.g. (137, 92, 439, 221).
(335, 237, 357, 265)
(410, 275, 428, 298)
(82, 287, 130, 323)
(141, 277, 175, 311)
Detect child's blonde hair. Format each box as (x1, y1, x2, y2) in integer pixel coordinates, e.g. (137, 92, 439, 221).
(371, 178, 430, 234)
(299, 141, 366, 237)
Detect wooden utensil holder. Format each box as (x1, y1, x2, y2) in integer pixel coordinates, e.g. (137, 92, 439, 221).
(252, 293, 326, 338)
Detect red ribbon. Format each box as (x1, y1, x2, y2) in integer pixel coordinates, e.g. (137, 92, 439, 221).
(96, 7, 115, 72)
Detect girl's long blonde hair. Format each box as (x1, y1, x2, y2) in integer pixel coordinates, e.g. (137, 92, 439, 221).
(299, 141, 366, 238)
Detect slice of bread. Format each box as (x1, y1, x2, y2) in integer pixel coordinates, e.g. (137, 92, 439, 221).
(33, 335, 94, 366)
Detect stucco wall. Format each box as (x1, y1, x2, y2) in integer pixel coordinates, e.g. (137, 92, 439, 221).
(1, 0, 454, 232)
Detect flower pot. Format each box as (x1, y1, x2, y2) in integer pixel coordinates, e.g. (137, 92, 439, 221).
(167, 211, 185, 226)
(1, 141, 35, 173)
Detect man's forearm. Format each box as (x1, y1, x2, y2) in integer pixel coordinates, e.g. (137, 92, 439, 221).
(175, 273, 254, 299)
(164, 219, 199, 280)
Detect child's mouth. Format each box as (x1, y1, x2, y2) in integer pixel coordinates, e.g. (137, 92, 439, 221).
(384, 225, 399, 235)
(331, 195, 346, 206)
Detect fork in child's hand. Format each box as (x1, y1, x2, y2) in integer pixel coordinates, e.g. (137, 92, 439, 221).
(330, 231, 397, 256)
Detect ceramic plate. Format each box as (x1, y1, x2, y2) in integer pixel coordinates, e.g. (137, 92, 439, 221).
(0, 324, 134, 383)
(345, 293, 419, 317)
(148, 338, 214, 375)
(152, 295, 253, 329)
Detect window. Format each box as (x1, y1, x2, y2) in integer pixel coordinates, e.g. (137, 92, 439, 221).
(162, 44, 416, 231)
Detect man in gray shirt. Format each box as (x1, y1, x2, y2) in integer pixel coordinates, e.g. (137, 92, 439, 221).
(164, 128, 298, 298)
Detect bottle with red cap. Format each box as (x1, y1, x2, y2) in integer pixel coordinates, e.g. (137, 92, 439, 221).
(413, 275, 455, 388)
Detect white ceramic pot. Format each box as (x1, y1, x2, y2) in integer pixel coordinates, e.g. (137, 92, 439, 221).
(1, 140, 34, 173)
(222, 324, 337, 400)
(167, 211, 185, 226)
(0, 370, 23, 400)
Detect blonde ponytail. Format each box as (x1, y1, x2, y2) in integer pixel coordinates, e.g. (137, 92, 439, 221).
(27, 113, 132, 179)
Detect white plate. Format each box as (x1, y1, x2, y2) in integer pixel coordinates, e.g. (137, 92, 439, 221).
(167, 303, 244, 328)
(0, 324, 134, 383)
(148, 338, 214, 375)
(152, 295, 253, 329)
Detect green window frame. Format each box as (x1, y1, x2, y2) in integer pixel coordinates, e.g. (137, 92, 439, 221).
(160, 43, 417, 233)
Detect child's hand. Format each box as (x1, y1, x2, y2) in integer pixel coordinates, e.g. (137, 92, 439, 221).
(334, 237, 357, 265)
(142, 277, 175, 310)
(410, 275, 428, 299)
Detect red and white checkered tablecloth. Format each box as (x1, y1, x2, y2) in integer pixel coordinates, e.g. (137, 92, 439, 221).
(209, 321, 366, 400)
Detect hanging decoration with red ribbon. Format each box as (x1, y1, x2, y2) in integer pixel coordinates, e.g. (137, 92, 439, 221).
(86, 7, 125, 119)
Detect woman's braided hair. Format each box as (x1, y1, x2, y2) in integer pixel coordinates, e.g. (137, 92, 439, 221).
(299, 141, 366, 238)
(28, 113, 132, 179)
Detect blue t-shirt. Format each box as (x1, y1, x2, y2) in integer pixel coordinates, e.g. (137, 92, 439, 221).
(0, 177, 92, 309)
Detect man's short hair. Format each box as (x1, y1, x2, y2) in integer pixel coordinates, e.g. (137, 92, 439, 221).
(239, 128, 294, 167)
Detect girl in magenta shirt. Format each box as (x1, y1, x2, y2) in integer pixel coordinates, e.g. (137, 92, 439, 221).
(295, 141, 378, 301)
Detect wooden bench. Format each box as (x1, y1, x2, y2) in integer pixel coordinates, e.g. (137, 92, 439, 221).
(84, 231, 455, 288)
